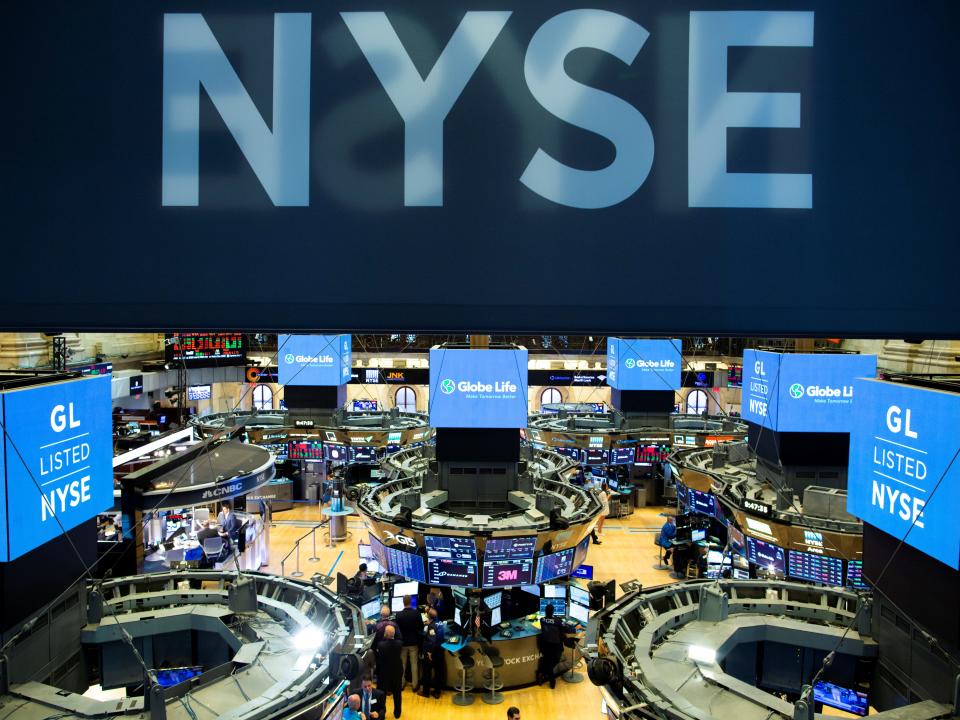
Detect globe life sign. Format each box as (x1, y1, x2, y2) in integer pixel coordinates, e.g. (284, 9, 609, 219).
(162, 9, 813, 210)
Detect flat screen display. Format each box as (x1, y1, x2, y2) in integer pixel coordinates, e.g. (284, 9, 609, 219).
(551, 446, 582, 462)
(128, 374, 144, 395)
(369, 535, 427, 583)
(425, 535, 479, 587)
(278, 334, 352, 387)
(540, 599, 566, 618)
(813, 682, 868, 716)
(585, 448, 608, 465)
(187, 384, 212, 401)
(727, 365, 743, 387)
(358, 543, 373, 560)
(572, 536, 590, 570)
(543, 584, 565, 599)
(361, 598, 381, 618)
(569, 601, 589, 625)
(484, 536, 536, 561)
(350, 446, 376, 463)
(727, 525, 746, 556)
(482, 559, 533, 587)
(392, 580, 419, 597)
(490, 606, 502, 626)
(570, 586, 589, 606)
(846, 560, 867, 590)
(787, 550, 843, 586)
(745, 537, 785, 576)
(324, 444, 348, 463)
(428, 348, 528, 429)
(155, 667, 203, 687)
(166, 333, 246, 364)
(536, 548, 574, 584)
(288, 440, 324, 460)
(483, 591, 502, 609)
(688, 488, 715, 515)
(610, 448, 634, 465)
(637, 444, 670, 464)
(352, 399, 377, 412)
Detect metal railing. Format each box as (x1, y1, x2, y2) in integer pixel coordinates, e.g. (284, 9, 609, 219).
(280, 521, 326, 578)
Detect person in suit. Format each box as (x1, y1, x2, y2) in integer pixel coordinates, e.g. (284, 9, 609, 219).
(419, 608, 445, 698)
(393, 596, 422, 691)
(217, 501, 240, 542)
(375, 625, 403, 718)
(196, 520, 219, 544)
(359, 676, 386, 720)
(538, 602, 570, 689)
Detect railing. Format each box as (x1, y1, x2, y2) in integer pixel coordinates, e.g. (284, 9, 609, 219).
(281, 521, 327, 578)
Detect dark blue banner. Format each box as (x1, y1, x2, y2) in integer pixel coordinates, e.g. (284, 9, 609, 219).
(3, 1, 958, 334)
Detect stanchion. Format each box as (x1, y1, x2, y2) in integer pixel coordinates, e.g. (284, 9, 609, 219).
(308, 525, 320, 562)
(290, 541, 304, 577)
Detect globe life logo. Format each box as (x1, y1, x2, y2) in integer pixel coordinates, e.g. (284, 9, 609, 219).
(441, 379, 518, 394)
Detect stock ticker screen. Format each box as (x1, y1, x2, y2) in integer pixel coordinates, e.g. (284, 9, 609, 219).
(535, 547, 575, 583)
(425, 535, 479, 586)
(787, 550, 844, 586)
(846, 560, 867, 589)
(369, 535, 427, 583)
(165, 332, 246, 363)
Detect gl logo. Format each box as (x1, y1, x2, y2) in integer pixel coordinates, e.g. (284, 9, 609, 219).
(789, 383, 804, 399)
(440, 379, 456, 394)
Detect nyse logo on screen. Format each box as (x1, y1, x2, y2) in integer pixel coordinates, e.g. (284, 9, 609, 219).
(161, 9, 813, 210)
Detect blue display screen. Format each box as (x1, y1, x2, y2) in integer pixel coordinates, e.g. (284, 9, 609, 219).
(846, 560, 867, 590)
(428, 349, 528, 429)
(155, 667, 203, 688)
(278, 334, 352, 386)
(535, 547, 575, 583)
(741, 350, 877, 431)
(2, 376, 114, 561)
(369, 534, 427, 583)
(847, 379, 960, 569)
(352, 399, 377, 412)
(350, 446, 376, 463)
(814, 682, 868, 716)
(787, 550, 843, 586)
(688, 488, 715, 516)
(540, 598, 567, 618)
(745, 537, 785, 576)
(606, 338, 682, 390)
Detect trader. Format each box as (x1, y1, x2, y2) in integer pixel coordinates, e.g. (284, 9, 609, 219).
(538, 603, 570, 689)
(374, 605, 402, 645)
(658, 516, 677, 562)
(419, 608, 445, 699)
(375, 625, 403, 718)
(359, 676, 385, 720)
(394, 596, 422, 691)
(344, 694, 365, 720)
(217, 501, 241, 542)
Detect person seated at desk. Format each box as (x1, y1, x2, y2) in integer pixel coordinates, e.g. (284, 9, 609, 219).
(354, 563, 371, 583)
(537, 603, 570, 689)
(657, 516, 677, 562)
(197, 520, 219, 544)
(571, 467, 585, 487)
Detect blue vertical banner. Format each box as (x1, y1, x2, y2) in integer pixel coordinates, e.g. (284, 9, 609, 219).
(278, 334, 352, 386)
(847, 379, 960, 569)
(606, 338, 682, 390)
(741, 350, 877, 431)
(1, 375, 114, 561)
(429, 349, 528, 428)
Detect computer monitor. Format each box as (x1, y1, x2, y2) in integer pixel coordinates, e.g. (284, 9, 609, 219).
(534, 548, 575, 583)
(813, 682, 868, 716)
(452, 587, 468, 609)
(732, 568, 750, 580)
(484, 591, 503, 609)
(570, 585, 589, 606)
(543, 584, 565, 599)
(361, 598, 381, 618)
(358, 543, 373, 560)
(192, 508, 210, 531)
(691, 529, 706, 542)
(490, 605, 502, 626)
(569, 601, 589, 625)
(540, 599, 566, 618)
(365, 559, 381, 574)
(520, 585, 540, 597)
(390, 596, 405, 613)
(393, 580, 418, 598)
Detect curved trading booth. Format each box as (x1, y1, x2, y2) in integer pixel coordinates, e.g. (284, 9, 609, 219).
(666, 442, 864, 589)
(0, 570, 366, 720)
(353, 445, 603, 689)
(584, 579, 956, 720)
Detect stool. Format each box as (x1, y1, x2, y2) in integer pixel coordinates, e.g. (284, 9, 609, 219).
(451, 648, 475, 706)
(685, 561, 699, 579)
(654, 532, 670, 570)
(561, 637, 584, 684)
(477, 645, 504, 705)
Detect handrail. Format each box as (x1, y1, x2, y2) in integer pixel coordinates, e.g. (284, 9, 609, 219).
(280, 521, 327, 578)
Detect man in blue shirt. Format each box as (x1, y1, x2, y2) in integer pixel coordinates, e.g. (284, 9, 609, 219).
(343, 694, 364, 720)
(658, 516, 677, 562)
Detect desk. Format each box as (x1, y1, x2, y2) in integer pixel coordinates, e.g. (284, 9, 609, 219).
(441, 619, 582, 689)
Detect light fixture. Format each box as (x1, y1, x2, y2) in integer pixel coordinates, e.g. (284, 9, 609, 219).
(687, 645, 717, 664)
(292, 626, 325, 651)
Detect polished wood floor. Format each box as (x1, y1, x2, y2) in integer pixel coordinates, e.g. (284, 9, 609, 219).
(260, 503, 673, 719)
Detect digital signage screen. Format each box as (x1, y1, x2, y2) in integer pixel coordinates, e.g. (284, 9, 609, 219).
(352, 399, 377, 412)
(350, 446, 376, 463)
(278, 334, 352, 387)
(428, 349, 528, 429)
(846, 560, 867, 590)
(484, 536, 536, 561)
(610, 448, 634, 465)
(637, 444, 670, 464)
(165, 333, 246, 365)
(425, 535, 479, 586)
(288, 440, 324, 460)
(128, 375, 144, 396)
(607, 338, 682, 391)
(585, 448, 608, 465)
(1, 376, 114, 560)
(727, 366, 743, 388)
(535, 547, 575, 583)
(187, 384, 212, 401)
(324, 444, 348, 463)
(483, 559, 534, 588)
(787, 550, 843, 586)
(572, 536, 590, 569)
(741, 350, 877, 432)
(370, 534, 427, 583)
(847, 379, 960, 569)
(552, 447, 582, 463)
(813, 682, 868, 717)
(688, 488, 715, 516)
(745, 537, 785, 576)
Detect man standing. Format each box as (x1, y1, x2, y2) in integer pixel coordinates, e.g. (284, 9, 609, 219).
(217, 501, 240, 543)
(373, 605, 402, 645)
(507, 708, 521, 720)
(375, 625, 404, 718)
(359, 676, 386, 720)
(394, 596, 422, 691)
(419, 608, 445, 698)
(538, 603, 569, 689)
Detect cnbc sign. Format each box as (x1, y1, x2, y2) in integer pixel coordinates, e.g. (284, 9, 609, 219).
(278, 334, 352, 386)
(606, 338, 681, 390)
(741, 350, 876, 432)
(429, 348, 528, 428)
(847, 379, 960, 569)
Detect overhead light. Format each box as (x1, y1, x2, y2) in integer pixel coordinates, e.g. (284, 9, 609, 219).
(687, 645, 716, 664)
(292, 626, 325, 651)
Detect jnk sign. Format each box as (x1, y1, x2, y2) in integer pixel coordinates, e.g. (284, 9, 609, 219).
(162, 10, 812, 210)
(5, 1, 959, 335)
(847, 380, 960, 570)
(0, 376, 114, 561)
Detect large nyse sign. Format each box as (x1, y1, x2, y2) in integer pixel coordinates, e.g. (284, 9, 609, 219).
(429, 349, 529, 428)
(741, 350, 876, 432)
(278, 335, 352, 386)
(847, 380, 960, 569)
(0, 377, 113, 561)
(3, 2, 958, 334)
(607, 338, 681, 391)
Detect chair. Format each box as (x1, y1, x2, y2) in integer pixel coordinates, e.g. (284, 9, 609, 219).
(451, 647, 475, 706)
(202, 537, 225, 560)
(685, 561, 699, 580)
(476, 644, 504, 705)
(654, 532, 670, 570)
(561, 636, 584, 684)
